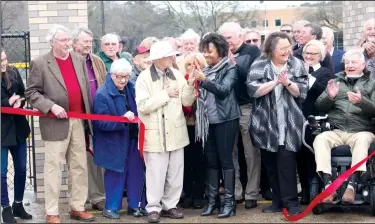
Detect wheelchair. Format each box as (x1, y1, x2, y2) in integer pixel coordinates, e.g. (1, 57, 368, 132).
(302, 115, 375, 215)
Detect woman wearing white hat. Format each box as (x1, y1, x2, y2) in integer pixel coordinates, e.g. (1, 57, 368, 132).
(135, 41, 196, 223)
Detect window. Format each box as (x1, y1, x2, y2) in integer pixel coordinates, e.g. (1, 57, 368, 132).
(251, 21, 257, 28)
(275, 19, 281, 27)
(263, 20, 268, 27)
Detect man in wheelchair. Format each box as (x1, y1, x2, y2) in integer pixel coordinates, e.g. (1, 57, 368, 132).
(313, 49, 375, 204)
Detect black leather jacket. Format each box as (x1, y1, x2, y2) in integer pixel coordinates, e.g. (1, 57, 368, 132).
(201, 60, 240, 122)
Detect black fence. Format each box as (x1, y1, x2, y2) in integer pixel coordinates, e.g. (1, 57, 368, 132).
(1, 31, 36, 193)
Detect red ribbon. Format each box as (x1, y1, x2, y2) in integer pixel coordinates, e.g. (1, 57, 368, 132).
(283, 147, 375, 221)
(1, 107, 145, 158)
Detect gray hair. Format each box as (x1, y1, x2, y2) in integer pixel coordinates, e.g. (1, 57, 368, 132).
(322, 26, 334, 40)
(72, 27, 93, 42)
(342, 48, 365, 62)
(180, 29, 200, 43)
(46, 24, 71, 43)
(303, 40, 326, 61)
(363, 18, 375, 30)
(218, 22, 242, 36)
(101, 33, 120, 43)
(110, 58, 132, 75)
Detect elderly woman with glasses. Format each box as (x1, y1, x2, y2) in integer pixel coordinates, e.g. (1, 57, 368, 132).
(297, 39, 333, 204)
(93, 58, 146, 219)
(246, 31, 308, 215)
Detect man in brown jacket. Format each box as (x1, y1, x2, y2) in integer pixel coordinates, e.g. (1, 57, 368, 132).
(72, 27, 107, 211)
(25, 24, 94, 223)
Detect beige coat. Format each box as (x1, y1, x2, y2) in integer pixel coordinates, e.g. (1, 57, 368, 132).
(135, 65, 196, 153)
(25, 51, 92, 141)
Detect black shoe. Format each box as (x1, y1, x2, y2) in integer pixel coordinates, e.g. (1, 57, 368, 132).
(12, 202, 32, 220)
(2, 206, 17, 223)
(181, 197, 193, 209)
(287, 206, 301, 215)
(193, 198, 204, 209)
(217, 169, 236, 218)
(262, 204, 282, 213)
(201, 169, 220, 216)
(262, 189, 273, 200)
(147, 211, 160, 223)
(245, 200, 258, 209)
(300, 188, 310, 205)
(236, 198, 244, 204)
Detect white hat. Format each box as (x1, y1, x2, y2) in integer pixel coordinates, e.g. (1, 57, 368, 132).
(148, 41, 180, 61)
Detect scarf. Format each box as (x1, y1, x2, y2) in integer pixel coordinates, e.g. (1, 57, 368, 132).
(196, 57, 230, 148)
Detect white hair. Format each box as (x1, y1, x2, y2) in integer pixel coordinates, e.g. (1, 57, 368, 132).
(72, 27, 93, 42)
(218, 22, 242, 35)
(293, 20, 310, 27)
(101, 33, 120, 43)
(363, 18, 375, 30)
(180, 29, 200, 43)
(46, 24, 71, 43)
(110, 58, 132, 75)
(303, 40, 326, 61)
(322, 26, 334, 40)
(342, 48, 365, 62)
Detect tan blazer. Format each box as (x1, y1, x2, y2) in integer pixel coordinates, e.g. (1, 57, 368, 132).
(25, 50, 93, 141)
(89, 54, 106, 87)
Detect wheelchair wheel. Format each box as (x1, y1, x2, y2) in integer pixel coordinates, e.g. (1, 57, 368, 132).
(310, 177, 324, 215)
(370, 184, 375, 216)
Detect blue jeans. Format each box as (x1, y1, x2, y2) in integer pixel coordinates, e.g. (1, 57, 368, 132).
(1, 142, 27, 207)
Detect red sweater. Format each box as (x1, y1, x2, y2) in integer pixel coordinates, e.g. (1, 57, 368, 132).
(55, 55, 84, 113)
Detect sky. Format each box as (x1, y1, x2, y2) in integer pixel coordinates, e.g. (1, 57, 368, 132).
(259, 1, 317, 10)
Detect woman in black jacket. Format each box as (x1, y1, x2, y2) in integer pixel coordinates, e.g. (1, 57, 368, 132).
(194, 33, 240, 218)
(297, 40, 333, 205)
(1, 50, 32, 223)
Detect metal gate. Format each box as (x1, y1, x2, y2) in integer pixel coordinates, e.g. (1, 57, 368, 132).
(1, 31, 36, 193)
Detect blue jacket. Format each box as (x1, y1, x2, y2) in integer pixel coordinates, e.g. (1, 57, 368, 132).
(93, 73, 137, 173)
(332, 48, 345, 75)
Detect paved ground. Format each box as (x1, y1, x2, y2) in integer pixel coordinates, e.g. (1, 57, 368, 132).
(11, 190, 375, 223)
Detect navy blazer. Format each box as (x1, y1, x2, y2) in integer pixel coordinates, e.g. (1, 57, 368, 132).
(93, 73, 136, 173)
(331, 48, 345, 75)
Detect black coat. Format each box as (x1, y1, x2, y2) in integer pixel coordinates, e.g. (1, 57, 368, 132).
(302, 66, 333, 118)
(294, 47, 335, 75)
(234, 43, 261, 105)
(1, 67, 31, 147)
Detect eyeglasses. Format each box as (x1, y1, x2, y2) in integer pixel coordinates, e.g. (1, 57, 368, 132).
(276, 46, 292, 53)
(281, 30, 292, 33)
(114, 74, 130, 81)
(303, 52, 320, 56)
(245, 39, 259, 44)
(56, 38, 72, 43)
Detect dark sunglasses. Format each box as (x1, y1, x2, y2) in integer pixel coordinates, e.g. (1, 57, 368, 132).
(245, 39, 259, 44)
(281, 30, 292, 33)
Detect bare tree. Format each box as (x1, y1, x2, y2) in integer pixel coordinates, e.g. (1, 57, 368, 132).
(161, 1, 259, 36)
(299, 1, 343, 31)
(0, 1, 28, 34)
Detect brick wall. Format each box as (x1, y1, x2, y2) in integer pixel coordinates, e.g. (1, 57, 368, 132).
(343, 1, 375, 50)
(27, 1, 88, 203)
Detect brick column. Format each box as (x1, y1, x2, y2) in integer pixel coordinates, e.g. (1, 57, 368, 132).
(27, 1, 88, 203)
(343, 1, 375, 50)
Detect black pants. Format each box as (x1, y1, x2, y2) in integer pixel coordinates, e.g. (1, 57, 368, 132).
(236, 134, 248, 192)
(260, 157, 271, 191)
(261, 147, 299, 209)
(297, 128, 317, 189)
(183, 126, 206, 199)
(205, 119, 239, 171)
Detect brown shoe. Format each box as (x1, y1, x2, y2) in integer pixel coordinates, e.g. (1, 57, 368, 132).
(70, 210, 95, 222)
(46, 215, 61, 223)
(148, 211, 160, 223)
(160, 208, 184, 219)
(92, 200, 105, 211)
(322, 191, 337, 203)
(342, 188, 355, 204)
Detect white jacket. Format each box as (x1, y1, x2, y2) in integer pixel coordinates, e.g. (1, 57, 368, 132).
(135, 65, 196, 152)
